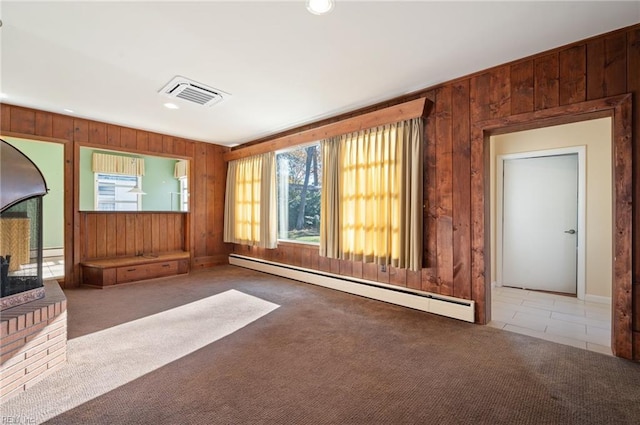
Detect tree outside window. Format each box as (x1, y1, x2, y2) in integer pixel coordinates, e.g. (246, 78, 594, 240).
(276, 144, 322, 243)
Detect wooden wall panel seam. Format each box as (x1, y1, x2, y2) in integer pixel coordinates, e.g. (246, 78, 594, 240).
(534, 53, 560, 111)
(10, 107, 36, 135)
(510, 60, 534, 115)
(559, 45, 587, 105)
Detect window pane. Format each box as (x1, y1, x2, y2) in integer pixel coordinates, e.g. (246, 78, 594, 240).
(94, 173, 141, 211)
(179, 176, 189, 211)
(276, 144, 322, 244)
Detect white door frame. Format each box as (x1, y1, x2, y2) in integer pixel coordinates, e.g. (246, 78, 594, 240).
(496, 146, 586, 300)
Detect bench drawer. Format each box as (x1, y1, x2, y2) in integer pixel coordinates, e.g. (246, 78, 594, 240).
(116, 261, 178, 284)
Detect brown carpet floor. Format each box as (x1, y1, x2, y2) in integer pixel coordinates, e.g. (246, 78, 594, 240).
(31, 266, 640, 424)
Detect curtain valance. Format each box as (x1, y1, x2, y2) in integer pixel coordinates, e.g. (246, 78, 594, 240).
(92, 152, 145, 176)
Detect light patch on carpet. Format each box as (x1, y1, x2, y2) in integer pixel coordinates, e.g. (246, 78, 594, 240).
(3, 289, 279, 424)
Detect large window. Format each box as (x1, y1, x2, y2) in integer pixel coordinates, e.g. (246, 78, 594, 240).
(276, 144, 322, 243)
(94, 173, 141, 211)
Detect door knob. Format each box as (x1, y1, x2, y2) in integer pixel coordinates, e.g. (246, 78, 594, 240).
(564, 229, 576, 234)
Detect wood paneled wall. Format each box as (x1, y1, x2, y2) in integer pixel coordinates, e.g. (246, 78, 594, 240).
(1, 23, 638, 359)
(0, 104, 232, 286)
(80, 212, 186, 261)
(192, 140, 229, 268)
(231, 24, 640, 359)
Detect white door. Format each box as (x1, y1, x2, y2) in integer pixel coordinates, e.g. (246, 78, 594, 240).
(502, 154, 578, 294)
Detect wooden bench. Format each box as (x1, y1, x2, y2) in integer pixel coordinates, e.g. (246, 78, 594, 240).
(81, 251, 190, 287)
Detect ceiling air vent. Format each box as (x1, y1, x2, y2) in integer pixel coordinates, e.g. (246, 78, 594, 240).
(159, 76, 229, 107)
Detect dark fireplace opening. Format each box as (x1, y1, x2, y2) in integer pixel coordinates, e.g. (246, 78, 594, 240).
(1, 139, 48, 310)
(1, 197, 44, 297)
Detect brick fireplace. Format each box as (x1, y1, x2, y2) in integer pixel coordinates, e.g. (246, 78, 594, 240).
(0, 139, 67, 400)
(0, 280, 67, 400)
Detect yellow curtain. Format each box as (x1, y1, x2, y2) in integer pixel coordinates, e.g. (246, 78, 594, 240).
(320, 118, 423, 271)
(320, 137, 341, 258)
(223, 152, 277, 248)
(92, 152, 145, 176)
(259, 152, 277, 247)
(174, 160, 189, 178)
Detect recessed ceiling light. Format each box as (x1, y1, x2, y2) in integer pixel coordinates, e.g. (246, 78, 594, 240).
(307, 0, 334, 15)
(63, 108, 74, 113)
(163, 102, 179, 110)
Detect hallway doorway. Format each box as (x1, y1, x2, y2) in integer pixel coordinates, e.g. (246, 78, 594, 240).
(489, 118, 612, 354)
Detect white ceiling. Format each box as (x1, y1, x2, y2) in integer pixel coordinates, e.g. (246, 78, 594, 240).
(1, 1, 638, 147)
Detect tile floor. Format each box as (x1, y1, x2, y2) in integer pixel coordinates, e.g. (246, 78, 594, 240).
(489, 285, 612, 355)
(10, 255, 65, 280)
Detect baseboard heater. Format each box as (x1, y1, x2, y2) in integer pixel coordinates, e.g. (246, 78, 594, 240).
(229, 254, 475, 323)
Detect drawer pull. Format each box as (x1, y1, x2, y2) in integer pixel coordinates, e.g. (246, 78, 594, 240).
(162, 264, 170, 267)
(127, 268, 137, 272)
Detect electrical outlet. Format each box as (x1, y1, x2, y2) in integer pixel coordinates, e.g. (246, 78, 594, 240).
(380, 264, 386, 272)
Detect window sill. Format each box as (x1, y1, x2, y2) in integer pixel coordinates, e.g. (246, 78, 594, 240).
(277, 240, 320, 248)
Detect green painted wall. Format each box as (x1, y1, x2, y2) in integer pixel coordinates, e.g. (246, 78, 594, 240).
(79, 148, 181, 211)
(143, 155, 181, 211)
(5, 137, 64, 250)
(79, 147, 94, 210)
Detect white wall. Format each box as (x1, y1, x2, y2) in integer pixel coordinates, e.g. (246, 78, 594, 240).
(490, 117, 612, 299)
